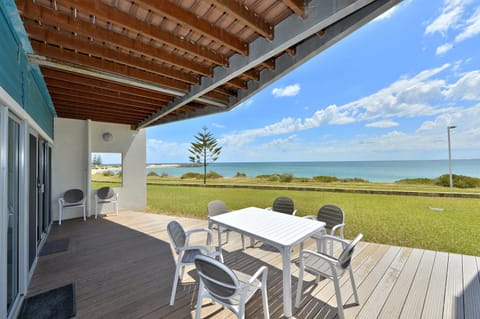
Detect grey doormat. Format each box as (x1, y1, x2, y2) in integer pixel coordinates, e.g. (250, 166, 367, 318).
(40, 238, 69, 256)
(19, 283, 76, 319)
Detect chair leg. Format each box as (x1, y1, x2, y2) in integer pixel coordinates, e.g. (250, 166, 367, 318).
(241, 234, 245, 250)
(59, 206, 63, 225)
(333, 277, 345, 319)
(195, 282, 204, 319)
(295, 257, 304, 308)
(349, 266, 360, 305)
(115, 201, 119, 216)
(169, 262, 181, 306)
(82, 205, 86, 221)
(95, 200, 98, 219)
(226, 230, 230, 244)
(262, 284, 270, 319)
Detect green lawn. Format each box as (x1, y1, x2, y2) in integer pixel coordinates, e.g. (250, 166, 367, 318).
(146, 184, 480, 256)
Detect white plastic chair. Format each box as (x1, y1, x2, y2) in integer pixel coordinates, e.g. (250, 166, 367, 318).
(167, 220, 222, 306)
(194, 254, 269, 319)
(94, 187, 118, 218)
(58, 189, 86, 225)
(208, 200, 245, 249)
(304, 204, 345, 253)
(295, 234, 363, 319)
(267, 196, 297, 215)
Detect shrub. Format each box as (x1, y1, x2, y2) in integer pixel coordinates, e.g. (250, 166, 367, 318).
(147, 171, 159, 177)
(235, 172, 247, 177)
(435, 174, 480, 188)
(256, 174, 273, 179)
(103, 170, 115, 176)
(267, 174, 280, 182)
(279, 173, 294, 183)
(116, 171, 122, 177)
(206, 171, 223, 179)
(312, 175, 339, 183)
(161, 172, 169, 177)
(294, 177, 310, 183)
(181, 172, 202, 179)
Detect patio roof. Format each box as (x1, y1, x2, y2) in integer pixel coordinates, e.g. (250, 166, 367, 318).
(28, 211, 480, 318)
(15, 0, 400, 129)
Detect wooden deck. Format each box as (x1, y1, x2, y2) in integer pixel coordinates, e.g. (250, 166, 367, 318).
(28, 211, 480, 319)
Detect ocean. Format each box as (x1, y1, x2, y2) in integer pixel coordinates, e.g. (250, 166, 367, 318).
(146, 159, 480, 182)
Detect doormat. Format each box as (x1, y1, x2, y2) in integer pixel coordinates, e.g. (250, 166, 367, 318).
(19, 283, 76, 319)
(40, 238, 69, 256)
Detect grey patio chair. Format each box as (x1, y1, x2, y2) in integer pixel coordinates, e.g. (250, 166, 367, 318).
(304, 204, 345, 253)
(194, 254, 269, 319)
(295, 233, 363, 319)
(208, 200, 245, 249)
(167, 220, 223, 305)
(267, 196, 297, 215)
(58, 188, 86, 225)
(94, 187, 119, 218)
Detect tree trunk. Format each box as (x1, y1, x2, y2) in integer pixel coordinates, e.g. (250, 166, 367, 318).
(203, 146, 207, 184)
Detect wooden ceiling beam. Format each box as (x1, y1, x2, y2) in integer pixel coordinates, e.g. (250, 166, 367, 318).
(55, 109, 139, 125)
(226, 78, 248, 90)
(50, 91, 159, 114)
(203, 90, 232, 103)
(52, 98, 154, 117)
(133, 0, 248, 55)
(282, 0, 306, 18)
(45, 78, 166, 105)
(242, 69, 260, 81)
(207, 0, 274, 40)
(41, 67, 174, 102)
(25, 22, 200, 84)
(48, 88, 160, 111)
(260, 58, 276, 71)
(31, 41, 190, 92)
(54, 103, 150, 120)
(16, 0, 227, 66)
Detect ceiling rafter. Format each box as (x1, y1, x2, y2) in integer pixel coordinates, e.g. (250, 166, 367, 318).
(18, 4, 213, 76)
(30, 41, 190, 92)
(48, 88, 160, 111)
(40, 68, 174, 102)
(16, 0, 228, 66)
(46, 79, 165, 105)
(53, 98, 154, 116)
(282, 0, 306, 18)
(25, 22, 200, 84)
(206, 0, 274, 40)
(133, 0, 248, 55)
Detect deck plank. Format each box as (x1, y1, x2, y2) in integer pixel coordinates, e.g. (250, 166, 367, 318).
(24, 211, 477, 319)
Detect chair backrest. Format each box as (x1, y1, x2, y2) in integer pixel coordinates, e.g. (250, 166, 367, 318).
(63, 189, 84, 204)
(167, 221, 186, 252)
(195, 255, 240, 302)
(338, 233, 363, 269)
(207, 200, 231, 217)
(272, 196, 295, 215)
(317, 205, 344, 229)
(97, 187, 115, 200)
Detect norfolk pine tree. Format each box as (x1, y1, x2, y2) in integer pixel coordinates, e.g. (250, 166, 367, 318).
(188, 127, 222, 184)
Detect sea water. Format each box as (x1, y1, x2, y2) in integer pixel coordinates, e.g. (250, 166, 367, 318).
(146, 159, 480, 182)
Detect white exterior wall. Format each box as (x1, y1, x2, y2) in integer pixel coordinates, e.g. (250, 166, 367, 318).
(52, 118, 146, 221)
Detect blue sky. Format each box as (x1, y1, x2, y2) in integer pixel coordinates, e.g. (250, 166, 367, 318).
(147, 0, 480, 163)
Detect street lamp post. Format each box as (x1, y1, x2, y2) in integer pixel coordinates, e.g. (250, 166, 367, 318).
(448, 125, 456, 191)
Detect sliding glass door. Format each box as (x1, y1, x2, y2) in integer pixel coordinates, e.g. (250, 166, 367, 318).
(7, 116, 20, 313)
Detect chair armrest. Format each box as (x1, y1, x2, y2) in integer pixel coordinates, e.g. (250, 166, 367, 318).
(292, 209, 297, 216)
(265, 207, 272, 211)
(114, 192, 119, 200)
(302, 215, 316, 220)
(185, 228, 214, 246)
(301, 249, 338, 265)
(59, 198, 64, 206)
(315, 234, 350, 248)
(177, 244, 211, 255)
(331, 223, 345, 238)
(239, 265, 268, 290)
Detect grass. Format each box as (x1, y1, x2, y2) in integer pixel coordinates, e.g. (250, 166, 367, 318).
(146, 184, 480, 256)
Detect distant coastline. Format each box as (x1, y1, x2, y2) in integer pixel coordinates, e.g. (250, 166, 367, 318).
(147, 163, 201, 169)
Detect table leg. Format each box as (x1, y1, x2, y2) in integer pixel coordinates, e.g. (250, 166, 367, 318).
(282, 247, 292, 318)
(216, 223, 223, 256)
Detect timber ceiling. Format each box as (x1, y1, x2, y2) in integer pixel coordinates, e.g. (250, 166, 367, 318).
(15, 0, 400, 129)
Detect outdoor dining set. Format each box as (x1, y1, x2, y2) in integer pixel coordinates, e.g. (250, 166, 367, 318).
(167, 197, 363, 319)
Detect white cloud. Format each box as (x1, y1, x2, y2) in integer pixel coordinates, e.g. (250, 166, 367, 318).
(272, 84, 301, 97)
(366, 120, 399, 128)
(212, 123, 225, 128)
(425, 5, 464, 35)
(436, 42, 454, 55)
(220, 65, 480, 152)
(147, 139, 189, 163)
(455, 7, 480, 42)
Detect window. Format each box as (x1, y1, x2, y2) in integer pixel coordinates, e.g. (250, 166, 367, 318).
(91, 152, 122, 188)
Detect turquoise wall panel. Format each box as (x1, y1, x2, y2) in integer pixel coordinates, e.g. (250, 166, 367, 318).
(0, 1, 55, 137)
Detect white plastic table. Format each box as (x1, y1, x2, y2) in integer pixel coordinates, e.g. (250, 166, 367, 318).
(209, 207, 325, 318)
